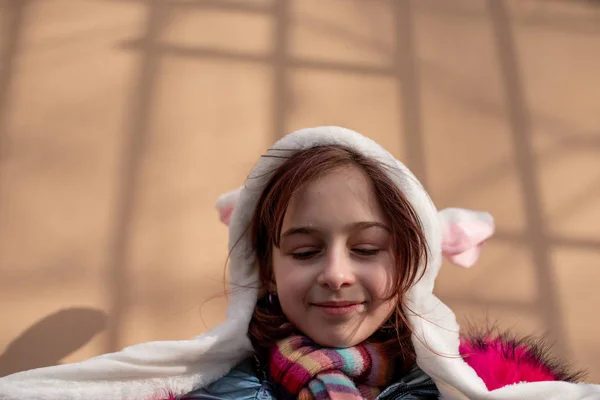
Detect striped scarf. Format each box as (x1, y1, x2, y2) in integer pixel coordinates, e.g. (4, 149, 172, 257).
(269, 335, 396, 400)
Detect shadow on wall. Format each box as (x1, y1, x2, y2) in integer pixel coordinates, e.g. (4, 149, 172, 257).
(103, 0, 291, 353)
(0, 0, 30, 135)
(0, 308, 108, 377)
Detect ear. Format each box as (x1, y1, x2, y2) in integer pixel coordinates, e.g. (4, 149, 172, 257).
(215, 187, 243, 226)
(438, 208, 495, 268)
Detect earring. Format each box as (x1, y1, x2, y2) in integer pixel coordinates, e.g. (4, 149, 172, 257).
(268, 293, 277, 305)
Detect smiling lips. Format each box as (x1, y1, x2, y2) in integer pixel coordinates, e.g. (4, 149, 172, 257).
(311, 301, 365, 316)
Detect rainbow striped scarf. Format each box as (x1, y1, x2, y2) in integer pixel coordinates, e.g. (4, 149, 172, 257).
(269, 335, 396, 400)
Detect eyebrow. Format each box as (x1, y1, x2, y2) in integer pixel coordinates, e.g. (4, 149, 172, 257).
(281, 221, 390, 238)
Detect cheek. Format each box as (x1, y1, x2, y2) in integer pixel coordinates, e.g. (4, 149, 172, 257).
(272, 254, 309, 304)
(274, 273, 311, 327)
(363, 264, 398, 321)
(275, 273, 304, 299)
(374, 297, 398, 327)
(362, 260, 397, 300)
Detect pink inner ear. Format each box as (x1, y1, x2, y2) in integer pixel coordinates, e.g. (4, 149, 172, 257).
(441, 219, 494, 268)
(215, 187, 243, 227)
(446, 246, 483, 269)
(441, 224, 472, 255)
(219, 206, 234, 226)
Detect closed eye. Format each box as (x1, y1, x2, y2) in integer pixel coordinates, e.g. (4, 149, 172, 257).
(291, 250, 320, 260)
(353, 248, 380, 256)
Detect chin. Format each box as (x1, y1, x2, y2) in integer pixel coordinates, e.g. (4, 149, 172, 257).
(308, 330, 364, 348)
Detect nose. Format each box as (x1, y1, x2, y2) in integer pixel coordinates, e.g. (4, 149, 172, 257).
(317, 244, 356, 290)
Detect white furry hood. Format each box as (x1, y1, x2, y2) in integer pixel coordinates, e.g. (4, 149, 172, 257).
(0, 126, 598, 400)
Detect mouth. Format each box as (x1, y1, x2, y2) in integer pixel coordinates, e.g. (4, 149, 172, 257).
(313, 301, 363, 307)
(311, 301, 366, 316)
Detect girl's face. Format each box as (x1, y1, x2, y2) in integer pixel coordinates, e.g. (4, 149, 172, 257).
(272, 165, 397, 348)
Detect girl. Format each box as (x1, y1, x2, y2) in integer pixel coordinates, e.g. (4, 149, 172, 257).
(0, 126, 598, 399)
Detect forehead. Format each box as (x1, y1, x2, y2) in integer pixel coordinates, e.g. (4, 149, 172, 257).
(282, 165, 386, 225)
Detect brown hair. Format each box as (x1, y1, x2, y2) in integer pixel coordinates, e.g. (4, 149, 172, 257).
(246, 145, 428, 368)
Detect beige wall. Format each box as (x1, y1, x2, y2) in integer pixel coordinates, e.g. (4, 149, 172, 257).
(1, 0, 599, 381)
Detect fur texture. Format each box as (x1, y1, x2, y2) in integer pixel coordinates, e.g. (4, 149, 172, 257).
(459, 327, 586, 391)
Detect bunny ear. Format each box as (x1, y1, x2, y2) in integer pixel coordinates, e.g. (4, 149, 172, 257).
(438, 208, 495, 268)
(215, 187, 243, 226)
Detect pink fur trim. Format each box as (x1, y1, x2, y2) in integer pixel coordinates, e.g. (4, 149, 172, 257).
(459, 334, 584, 390)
